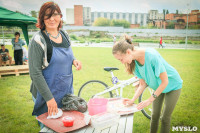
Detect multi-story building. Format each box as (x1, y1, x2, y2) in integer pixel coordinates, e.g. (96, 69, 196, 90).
(74, 5, 83, 26)
(66, 5, 148, 27)
(148, 10, 165, 28)
(83, 7, 91, 25)
(149, 10, 164, 20)
(66, 6, 199, 29)
(66, 8, 74, 25)
(66, 5, 91, 26)
(91, 12, 148, 27)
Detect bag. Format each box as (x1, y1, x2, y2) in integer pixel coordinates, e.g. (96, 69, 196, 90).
(62, 94, 87, 113)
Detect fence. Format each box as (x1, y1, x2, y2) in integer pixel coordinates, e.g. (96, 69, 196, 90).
(63, 26, 200, 37)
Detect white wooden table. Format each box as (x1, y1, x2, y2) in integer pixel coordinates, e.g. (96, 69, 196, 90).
(40, 113, 134, 133)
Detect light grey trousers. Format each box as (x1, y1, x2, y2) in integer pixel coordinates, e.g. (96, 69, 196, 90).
(150, 89, 181, 133)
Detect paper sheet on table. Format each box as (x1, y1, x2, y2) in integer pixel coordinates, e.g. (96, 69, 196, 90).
(107, 98, 141, 115)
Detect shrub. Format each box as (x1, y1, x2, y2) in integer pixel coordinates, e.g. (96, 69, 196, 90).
(69, 34, 78, 40)
(101, 38, 113, 42)
(79, 40, 85, 43)
(90, 39, 96, 42)
(179, 41, 185, 44)
(95, 34, 101, 38)
(111, 19, 130, 28)
(95, 39, 101, 43)
(93, 18, 111, 26)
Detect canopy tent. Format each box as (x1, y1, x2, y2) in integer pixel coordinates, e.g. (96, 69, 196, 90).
(0, 6, 37, 45)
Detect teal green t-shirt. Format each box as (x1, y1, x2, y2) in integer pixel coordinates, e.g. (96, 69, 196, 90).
(134, 48, 182, 93)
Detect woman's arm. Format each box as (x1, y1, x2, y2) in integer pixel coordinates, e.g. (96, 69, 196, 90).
(11, 38, 14, 49)
(137, 72, 168, 110)
(11, 38, 14, 45)
(29, 38, 59, 115)
(29, 39, 53, 102)
(73, 59, 82, 70)
(20, 39, 25, 46)
(22, 40, 25, 46)
(132, 79, 147, 102)
(123, 79, 147, 105)
(148, 71, 168, 102)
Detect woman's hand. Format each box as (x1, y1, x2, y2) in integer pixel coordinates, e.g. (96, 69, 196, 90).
(123, 98, 134, 106)
(137, 99, 152, 110)
(46, 98, 58, 116)
(73, 60, 82, 70)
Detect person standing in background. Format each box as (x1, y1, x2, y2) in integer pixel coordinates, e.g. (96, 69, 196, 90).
(11, 32, 25, 65)
(162, 42, 166, 48)
(113, 35, 116, 44)
(159, 37, 163, 48)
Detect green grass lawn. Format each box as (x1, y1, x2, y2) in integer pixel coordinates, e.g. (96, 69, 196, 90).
(0, 47, 200, 133)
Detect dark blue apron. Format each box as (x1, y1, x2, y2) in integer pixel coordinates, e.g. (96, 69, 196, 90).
(32, 33, 74, 116)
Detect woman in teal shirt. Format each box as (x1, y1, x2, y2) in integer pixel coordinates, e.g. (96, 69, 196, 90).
(11, 32, 25, 65)
(112, 35, 182, 133)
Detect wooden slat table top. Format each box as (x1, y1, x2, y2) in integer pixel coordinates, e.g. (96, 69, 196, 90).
(40, 114, 134, 133)
(0, 65, 29, 71)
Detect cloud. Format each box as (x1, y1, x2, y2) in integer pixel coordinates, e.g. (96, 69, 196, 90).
(1, 0, 23, 11)
(0, 0, 199, 21)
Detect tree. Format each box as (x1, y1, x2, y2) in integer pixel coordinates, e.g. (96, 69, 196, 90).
(166, 21, 175, 29)
(30, 10, 38, 18)
(93, 18, 111, 26)
(176, 10, 179, 14)
(163, 9, 166, 20)
(111, 19, 130, 28)
(93, 18, 130, 28)
(29, 10, 38, 29)
(166, 10, 169, 14)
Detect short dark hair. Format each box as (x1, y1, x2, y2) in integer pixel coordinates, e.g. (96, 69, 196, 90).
(15, 32, 20, 37)
(36, 2, 63, 30)
(1, 44, 5, 46)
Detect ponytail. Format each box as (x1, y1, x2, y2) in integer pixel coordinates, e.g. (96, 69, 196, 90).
(112, 34, 135, 74)
(124, 35, 132, 45)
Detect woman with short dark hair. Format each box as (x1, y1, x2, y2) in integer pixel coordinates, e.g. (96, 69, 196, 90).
(11, 32, 25, 65)
(29, 1, 82, 129)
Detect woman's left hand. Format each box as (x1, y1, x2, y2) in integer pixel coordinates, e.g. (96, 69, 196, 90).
(137, 99, 152, 110)
(73, 60, 82, 70)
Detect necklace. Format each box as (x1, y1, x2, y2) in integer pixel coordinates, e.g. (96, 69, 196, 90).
(45, 30, 60, 39)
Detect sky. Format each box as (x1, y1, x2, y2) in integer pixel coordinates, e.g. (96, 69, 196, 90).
(0, 0, 200, 21)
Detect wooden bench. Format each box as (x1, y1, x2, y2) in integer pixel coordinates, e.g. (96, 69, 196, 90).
(40, 113, 134, 133)
(0, 65, 29, 78)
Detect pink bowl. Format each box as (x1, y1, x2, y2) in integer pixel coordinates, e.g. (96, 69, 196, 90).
(88, 98, 108, 116)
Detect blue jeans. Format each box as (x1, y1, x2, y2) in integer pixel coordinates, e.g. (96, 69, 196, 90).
(32, 96, 44, 129)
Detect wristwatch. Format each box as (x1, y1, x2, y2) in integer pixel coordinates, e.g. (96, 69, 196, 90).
(152, 93, 158, 98)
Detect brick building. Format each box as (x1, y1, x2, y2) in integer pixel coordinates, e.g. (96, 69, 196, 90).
(74, 5, 83, 26)
(164, 10, 200, 29)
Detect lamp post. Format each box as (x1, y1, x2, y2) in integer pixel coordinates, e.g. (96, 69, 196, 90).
(185, 1, 190, 49)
